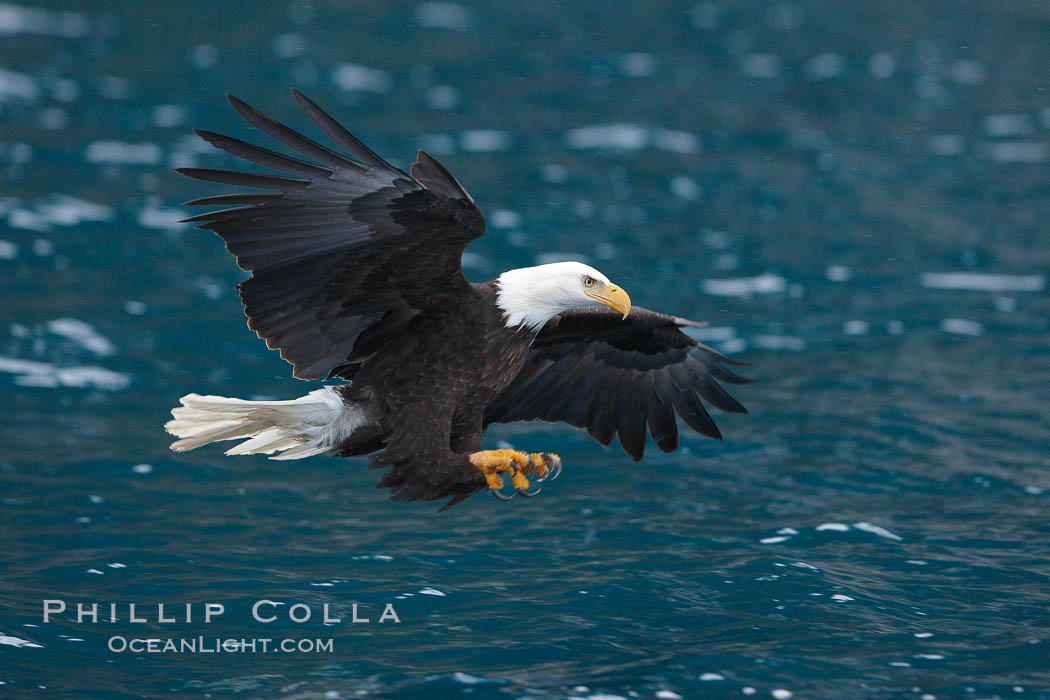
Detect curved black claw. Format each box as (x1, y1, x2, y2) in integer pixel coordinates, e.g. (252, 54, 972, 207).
(529, 456, 548, 483)
(491, 487, 515, 501)
(546, 455, 562, 481)
(516, 483, 542, 497)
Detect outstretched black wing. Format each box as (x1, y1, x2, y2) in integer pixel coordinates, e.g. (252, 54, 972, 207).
(178, 90, 484, 380)
(484, 307, 750, 460)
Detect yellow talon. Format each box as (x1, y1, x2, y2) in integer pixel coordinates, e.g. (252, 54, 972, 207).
(527, 453, 551, 478)
(511, 470, 531, 492)
(469, 449, 524, 491)
(482, 471, 504, 491)
(468, 449, 562, 499)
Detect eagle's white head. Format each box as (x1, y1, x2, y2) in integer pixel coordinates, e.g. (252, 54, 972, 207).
(495, 261, 632, 330)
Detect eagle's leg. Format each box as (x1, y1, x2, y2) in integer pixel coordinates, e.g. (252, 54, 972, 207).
(468, 449, 562, 499)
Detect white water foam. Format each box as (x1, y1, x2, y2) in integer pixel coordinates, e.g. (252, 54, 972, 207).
(565, 124, 699, 153)
(85, 140, 162, 165)
(853, 522, 902, 541)
(0, 66, 39, 101)
(0, 633, 42, 649)
(332, 63, 392, 93)
(702, 273, 787, 296)
(0, 356, 130, 390)
(921, 272, 1044, 292)
(46, 318, 115, 356)
(0, 3, 89, 38)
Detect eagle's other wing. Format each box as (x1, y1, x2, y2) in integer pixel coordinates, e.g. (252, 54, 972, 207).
(484, 307, 750, 460)
(178, 90, 484, 380)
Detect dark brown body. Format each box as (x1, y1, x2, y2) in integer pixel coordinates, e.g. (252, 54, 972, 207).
(335, 283, 535, 503)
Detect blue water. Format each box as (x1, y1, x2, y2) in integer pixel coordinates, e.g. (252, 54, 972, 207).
(3, 1, 1050, 697)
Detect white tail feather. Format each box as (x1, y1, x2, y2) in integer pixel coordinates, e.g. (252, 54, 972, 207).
(165, 387, 367, 460)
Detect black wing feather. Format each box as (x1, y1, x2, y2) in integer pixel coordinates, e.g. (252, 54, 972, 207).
(485, 306, 750, 459)
(194, 129, 333, 179)
(227, 93, 362, 170)
(178, 91, 485, 380)
(643, 375, 678, 452)
(185, 193, 283, 207)
(672, 388, 722, 440)
(411, 150, 477, 204)
(291, 89, 393, 170)
(614, 374, 646, 460)
(178, 167, 308, 189)
(586, 368, 623, 446)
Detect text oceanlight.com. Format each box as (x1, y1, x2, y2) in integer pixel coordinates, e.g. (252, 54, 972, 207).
(107, 637, 334, 653)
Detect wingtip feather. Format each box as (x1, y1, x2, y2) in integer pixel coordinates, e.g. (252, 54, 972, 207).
(226, 93, 248, 109)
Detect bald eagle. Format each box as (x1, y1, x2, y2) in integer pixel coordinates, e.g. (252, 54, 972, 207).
(165, 91, 750, 509)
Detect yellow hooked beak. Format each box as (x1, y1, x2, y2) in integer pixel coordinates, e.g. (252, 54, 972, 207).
(585, 283, 632, 320)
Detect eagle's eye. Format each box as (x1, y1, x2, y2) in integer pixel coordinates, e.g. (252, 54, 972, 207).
(583, 276, 596, 287)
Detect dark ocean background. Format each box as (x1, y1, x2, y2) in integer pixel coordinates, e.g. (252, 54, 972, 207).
(2, 1, 1049, 698)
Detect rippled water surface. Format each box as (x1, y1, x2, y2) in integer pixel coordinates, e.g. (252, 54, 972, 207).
(3, 1, 1050, 698)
